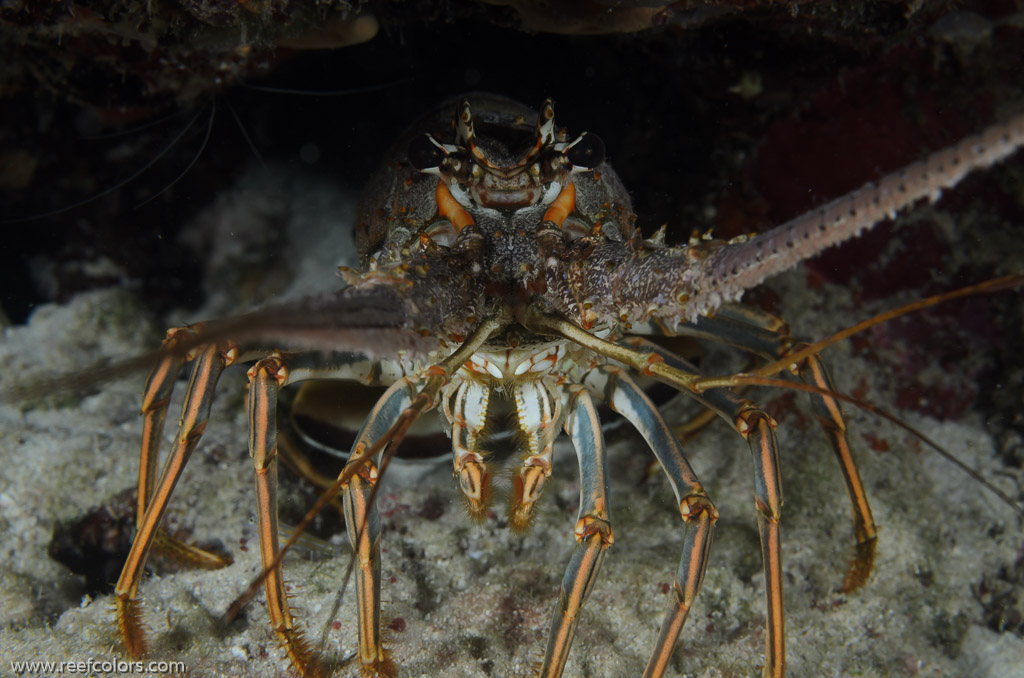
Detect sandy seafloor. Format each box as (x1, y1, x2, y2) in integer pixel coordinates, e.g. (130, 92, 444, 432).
(2, 166, 1024, 678)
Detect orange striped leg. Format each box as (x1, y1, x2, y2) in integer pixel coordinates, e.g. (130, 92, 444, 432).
(689, 311, 878, 591)
(138, 326, 233, 569)
(114, 341, 235, 657)
(137, 327, 192, 523)
(738, 407, 785, 678)
(247, 355, 325, 677)
(797, 351, 877, 591)
(642, 501, 715, 678)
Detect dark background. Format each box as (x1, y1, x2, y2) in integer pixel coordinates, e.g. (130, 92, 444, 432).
(3, 1, 1021, 320)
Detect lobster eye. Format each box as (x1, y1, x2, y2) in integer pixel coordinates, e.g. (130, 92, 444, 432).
(566, 132, 605, 170)
(408, 134, 446, 171)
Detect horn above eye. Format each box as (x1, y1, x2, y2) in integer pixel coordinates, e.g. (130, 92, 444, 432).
(408, 134, 446, 171)
(566, 132, 605, 170)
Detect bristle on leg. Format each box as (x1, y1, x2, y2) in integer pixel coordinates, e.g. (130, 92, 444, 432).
(840, 537, 878, 594)
(359, 653, 397, 678)
(115, 595, 148, 658)
(152, 529, 233, 570)
(276, 626, 329, 678)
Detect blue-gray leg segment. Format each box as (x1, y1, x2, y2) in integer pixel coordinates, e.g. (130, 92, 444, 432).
(538, 386, 613, 678)
(583, 365, 718, 678)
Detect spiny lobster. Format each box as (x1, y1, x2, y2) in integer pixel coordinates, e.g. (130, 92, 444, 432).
(3, 94, 1023, 677)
